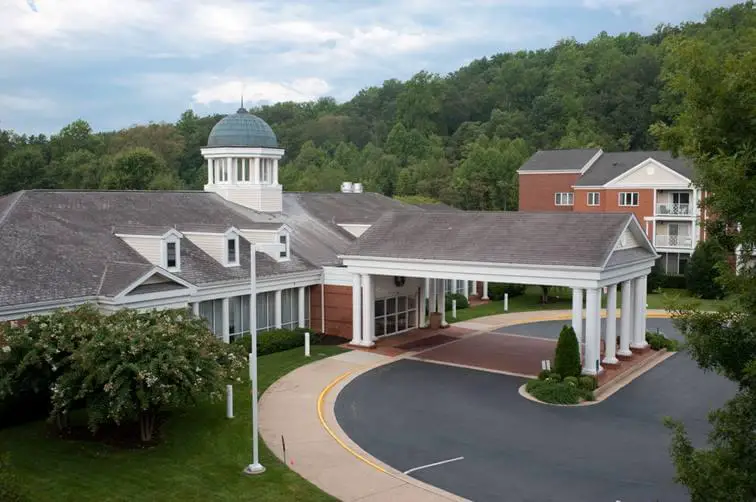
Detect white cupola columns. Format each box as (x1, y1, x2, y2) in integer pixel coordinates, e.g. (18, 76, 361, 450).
(201, 146, 285, 213)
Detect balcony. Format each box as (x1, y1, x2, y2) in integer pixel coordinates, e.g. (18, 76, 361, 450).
(656, 203, 691, 217)
(655, 234, 693, 249)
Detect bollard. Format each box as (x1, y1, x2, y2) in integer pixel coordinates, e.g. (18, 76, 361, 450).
(452, 299, 457, 319)
(504, 293, 509, 312)
(546, 359, 551, 371)
(226, 384, 234, 419)
(305, 332, 311, 357)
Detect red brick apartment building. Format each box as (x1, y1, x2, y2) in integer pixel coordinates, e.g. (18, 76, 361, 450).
(518, 149, 706, 275)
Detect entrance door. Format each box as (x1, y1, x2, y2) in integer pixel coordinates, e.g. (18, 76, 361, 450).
(672, 192, 690, 214)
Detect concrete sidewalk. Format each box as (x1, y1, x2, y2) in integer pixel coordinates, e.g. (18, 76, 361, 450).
(259, 349, 469, 501)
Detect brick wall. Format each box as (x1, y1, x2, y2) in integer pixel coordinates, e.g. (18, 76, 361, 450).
(518, 173, 580, 212)
(573, 188, 654, 238)
(310, 284, 353, 339)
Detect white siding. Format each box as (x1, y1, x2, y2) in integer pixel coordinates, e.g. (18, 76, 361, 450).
(338, 224, 371, 238)
(241, 229, 278, 244)
(615, 228, 641, 250)
(608, 159, 691, 188)
(119, 236, 162, 265)
(183, 233, 224, 263)
(323, 266, 353, 286)
(206, 184, 282, 213)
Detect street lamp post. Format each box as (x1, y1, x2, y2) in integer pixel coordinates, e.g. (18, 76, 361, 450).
(244, 242, 265, 475)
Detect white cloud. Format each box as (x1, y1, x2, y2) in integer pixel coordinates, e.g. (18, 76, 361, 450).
(0, 93, 56, 112)
(192, 77, 331, 105)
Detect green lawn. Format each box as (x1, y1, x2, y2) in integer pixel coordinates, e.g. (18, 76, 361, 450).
(447, 286, 730, 323)
(1, 346, 346, 502)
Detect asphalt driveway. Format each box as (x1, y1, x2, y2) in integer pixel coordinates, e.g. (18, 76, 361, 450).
(335, 322, 736, 501)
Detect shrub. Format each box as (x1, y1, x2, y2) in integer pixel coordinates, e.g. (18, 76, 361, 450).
(231, 328, 324, 356)
(445, 293, 469, 311)
(563, 376, 579, 387)
(579, 376, 597, 391)
(537, 369, 550, 380)
(647, 266, 664, 293)
(554, 325, 581, 378)
(646, 331, 680, 351)
(546, 372, 562, 382)
(525, 379, 592, 405)
(660, 274, 688, 290)
(0, 454, 27, 502)
(686, 240, 727, 299)
(486, 283, 527, 300)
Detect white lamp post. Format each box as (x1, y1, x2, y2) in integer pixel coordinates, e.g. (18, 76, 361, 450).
(244, 243, 265, 475)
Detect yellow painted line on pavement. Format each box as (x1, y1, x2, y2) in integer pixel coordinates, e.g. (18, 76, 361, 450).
(317, 369, 391, 475)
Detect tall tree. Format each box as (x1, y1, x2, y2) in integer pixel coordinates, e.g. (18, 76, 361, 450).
(101, 147, 174, 190)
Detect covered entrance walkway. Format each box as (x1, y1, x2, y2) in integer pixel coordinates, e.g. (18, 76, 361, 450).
(339, 211, 658, 376)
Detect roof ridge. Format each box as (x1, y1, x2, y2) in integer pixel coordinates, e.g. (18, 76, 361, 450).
(0, 191, 25, 229)
(96, 263, 109, 296)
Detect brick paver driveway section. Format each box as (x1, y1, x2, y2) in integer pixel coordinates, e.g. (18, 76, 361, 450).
(414, 333, 554, 376)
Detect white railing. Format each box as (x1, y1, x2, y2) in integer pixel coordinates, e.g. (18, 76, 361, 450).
(656, 203, 691, 216)
(655, 235, 693, 248)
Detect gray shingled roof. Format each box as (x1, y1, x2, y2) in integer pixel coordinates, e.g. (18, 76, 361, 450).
(575, 151, 694, 186)
(605, 248, 656, 268)
(292, 192, 422, 224)
(0, 190, 316, 308)
(411, 202, 461, 212)
(518, 149, 600, 172)
(344, 211, 638, 268)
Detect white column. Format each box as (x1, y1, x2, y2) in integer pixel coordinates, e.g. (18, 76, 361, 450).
(419, 283, 426, 328)
(618, 280, 633, 356)
(632, 276, 648, 348)
(603, 284, 618, 364)
(463, 280, 469, 300)
(583, 288, 602, 375)
(297, 287, 306, 328)
(192, 302, 200, 316)
(571, 288, 583, 344)
(228, 157, 235, 184)
(439, 280, 448, 327)
(273, 159, 279, 185)
(274, 289, 282, 329)
(361, 274, 374, 346)
(351, 274, 362, 345)
(471, 281, 478, 296)
(482, 281, 489, 300)
(207, 161, 213, 185)
(221, 298, 230, 343)
(253, 158, 260, 184)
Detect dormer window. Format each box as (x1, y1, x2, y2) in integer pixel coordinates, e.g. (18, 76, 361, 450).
(163, 236, 180, 271)
(224, 229, 240, 266)
(279, 233, 289, 259)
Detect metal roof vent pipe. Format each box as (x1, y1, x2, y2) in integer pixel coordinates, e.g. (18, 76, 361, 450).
(340, 182, 353, 193)
(352, 182, 363, 193)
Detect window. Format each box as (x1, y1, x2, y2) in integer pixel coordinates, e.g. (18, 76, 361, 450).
(619, 192, 639, 207)
(198, 299, 224, 338)
(164, 239, 180, 271)
(227, 237, 238, 265)
(281, 288, 300, 331)
(279, 234, 288, 259)
(256, 292, 276, 333)
(236, 159, 251, 182)
(554, 192, 574, 206)
(259, 158, 273, 184)
(374, 293, 418, 338)
(587, 192, 600, 206)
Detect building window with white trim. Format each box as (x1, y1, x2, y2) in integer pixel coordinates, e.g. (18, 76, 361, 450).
(259, 158, 273, 184)
(374, 294, 418, 338)
(256, 292, 276, 333)
(226, 236, 238, 265)
(554, 192, 574, 206)
(164, 238, 180, 271)
(279, 233, 289, 259)
(281, 288, 300, 330)
(619, 192, 639, 207)
(587, 192, 600, 206)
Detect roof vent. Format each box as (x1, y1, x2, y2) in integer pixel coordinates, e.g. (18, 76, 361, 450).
(352, 182, 363, 193)
(340, 182, 354, 193)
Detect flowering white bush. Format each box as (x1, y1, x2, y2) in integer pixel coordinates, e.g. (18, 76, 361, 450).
(1, 306, 244, 442)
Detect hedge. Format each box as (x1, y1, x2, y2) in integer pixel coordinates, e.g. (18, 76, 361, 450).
(445, 292, 469, 311)
(525, 378, 594, 405)
(486, 283, 527, 301)
(231, 327, 326, 356)
(646, 331, 680, 351)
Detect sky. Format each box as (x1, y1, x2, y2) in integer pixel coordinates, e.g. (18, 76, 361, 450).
(0, 0, 740, 136)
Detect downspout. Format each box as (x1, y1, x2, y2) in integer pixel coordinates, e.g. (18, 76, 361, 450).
(320, 271, 326, 334)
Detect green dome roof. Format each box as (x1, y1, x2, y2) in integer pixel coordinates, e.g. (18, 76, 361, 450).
(206, 108, 278, 148)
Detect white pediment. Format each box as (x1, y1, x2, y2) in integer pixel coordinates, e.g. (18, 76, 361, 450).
(606, 158, 692, 188)
(614, 227, 641, 250)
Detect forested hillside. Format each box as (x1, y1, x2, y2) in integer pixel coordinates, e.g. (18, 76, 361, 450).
(0, 2, 753, 210)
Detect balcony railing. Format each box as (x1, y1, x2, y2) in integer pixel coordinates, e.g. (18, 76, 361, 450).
(656, 203, 691, 216)
(655, 234, 693, 248)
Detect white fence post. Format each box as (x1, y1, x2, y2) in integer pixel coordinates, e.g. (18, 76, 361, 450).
(504, 293, 509, 312)
(226, 384, 234, 419)
(304, 332, 310, 357)
(452, 299, 457, 319)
